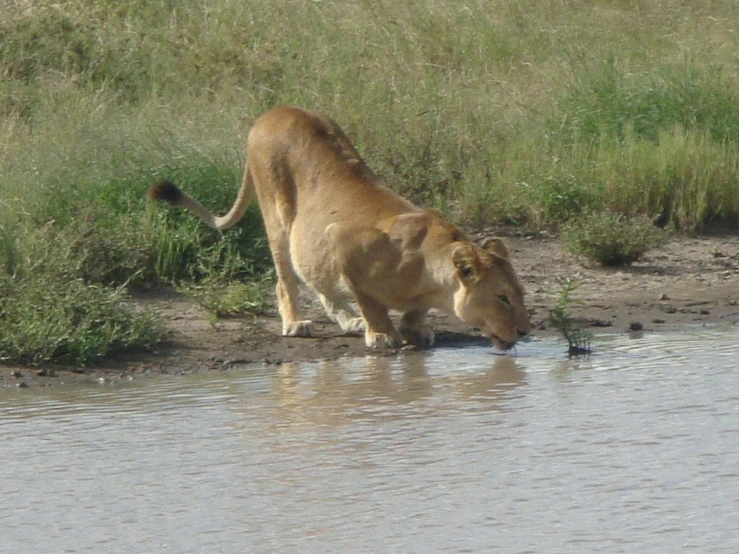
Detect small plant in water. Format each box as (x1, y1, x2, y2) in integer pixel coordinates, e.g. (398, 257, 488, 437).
(548, 277, 593, 355)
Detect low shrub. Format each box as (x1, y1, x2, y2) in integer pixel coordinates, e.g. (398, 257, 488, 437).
(0, 276, 166, 366)
(0, 221, 167, 366)
(562, 212, 669, 266)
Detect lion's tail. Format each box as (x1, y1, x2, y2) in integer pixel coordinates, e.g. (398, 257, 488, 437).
(146, 167, 256, 231)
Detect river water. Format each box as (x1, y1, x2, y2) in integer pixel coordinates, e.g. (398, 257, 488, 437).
(1, 328, 738, 553)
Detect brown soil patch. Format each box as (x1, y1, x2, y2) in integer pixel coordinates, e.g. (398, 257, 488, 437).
(2, 233, 738, 389)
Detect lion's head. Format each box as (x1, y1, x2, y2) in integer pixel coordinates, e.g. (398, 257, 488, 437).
(451, 238, 531, 350)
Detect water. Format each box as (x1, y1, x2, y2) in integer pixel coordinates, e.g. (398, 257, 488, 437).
(1, 328, 738, 553)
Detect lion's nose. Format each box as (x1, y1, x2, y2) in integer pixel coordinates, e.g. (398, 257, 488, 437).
(517, 328, 529, 338)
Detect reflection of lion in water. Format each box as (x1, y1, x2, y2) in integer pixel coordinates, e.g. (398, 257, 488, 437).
(147, 106, 530, 349)
(269, 355, 527, 426)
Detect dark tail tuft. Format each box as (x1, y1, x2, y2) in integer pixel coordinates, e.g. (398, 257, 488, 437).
(147, 180, 182, 203)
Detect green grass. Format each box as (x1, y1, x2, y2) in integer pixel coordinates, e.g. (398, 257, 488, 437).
(181, 278, 274, 320)
(0, 222, 166, 365)
(0, 277, 164, 366)
(1, 0, 738, 364)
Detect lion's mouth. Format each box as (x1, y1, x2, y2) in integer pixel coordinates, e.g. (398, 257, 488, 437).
(489, 333, 516, 351)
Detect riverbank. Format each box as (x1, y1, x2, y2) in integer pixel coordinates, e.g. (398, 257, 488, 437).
(2, 233, 737, 389)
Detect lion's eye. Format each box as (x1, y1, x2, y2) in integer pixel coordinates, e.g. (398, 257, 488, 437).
(498, 295, 511, 306)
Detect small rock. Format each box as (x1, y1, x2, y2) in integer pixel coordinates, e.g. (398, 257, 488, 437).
(11, 371, 23, 378)
(652, 319, 665, 324)
(36, 369, 57, 377)
(628, 322, 644, 331)
(588, 318, 612, 328)
(16, 381, 29, 388)
(659, 303, 678, 314)
(659, 293, 669, 301)
(700, 309, 710, 315)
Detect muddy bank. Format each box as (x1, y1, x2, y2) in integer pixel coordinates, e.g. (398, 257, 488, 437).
(2, 234, 738, 389)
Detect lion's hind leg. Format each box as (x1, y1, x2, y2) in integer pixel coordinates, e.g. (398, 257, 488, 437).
(262, 222, 314, 337)
(274, 269, 313, 337)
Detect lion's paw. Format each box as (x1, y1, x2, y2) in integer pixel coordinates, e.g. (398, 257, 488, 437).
(282, 320, 314, 337)
(400, 325, 435, 348)
(364, 331, 402, 349)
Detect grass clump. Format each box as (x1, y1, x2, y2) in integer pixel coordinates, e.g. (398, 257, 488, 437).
(182, 278, 273, 320)
(0, 278, 164, 366)
(562, 212, 670, 267)
(0, 223, 166, 365)
(548, 277, 592, 356)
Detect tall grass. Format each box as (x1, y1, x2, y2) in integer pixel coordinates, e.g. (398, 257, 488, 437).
(1, 0, 738, 363)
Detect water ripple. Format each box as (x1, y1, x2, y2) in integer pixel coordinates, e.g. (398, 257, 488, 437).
(1, 328, 738, 553)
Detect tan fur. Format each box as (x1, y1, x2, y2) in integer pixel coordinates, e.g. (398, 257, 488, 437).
(147, 106, 531, 349)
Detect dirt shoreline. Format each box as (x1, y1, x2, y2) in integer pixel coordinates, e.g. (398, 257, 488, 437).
(2, 233, 738, 389)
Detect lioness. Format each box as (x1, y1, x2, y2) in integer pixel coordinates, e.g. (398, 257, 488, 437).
(147, 106, 530, 349)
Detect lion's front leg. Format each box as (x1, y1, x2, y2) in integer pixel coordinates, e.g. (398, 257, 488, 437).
(352, 290, 402, 349)
(400, 309, 435, 348)
(327, 223, 402, 349)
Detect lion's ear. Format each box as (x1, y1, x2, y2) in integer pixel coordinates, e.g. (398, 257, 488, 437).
(482, 237, 509, 260)
(452, 244, 481, 284)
